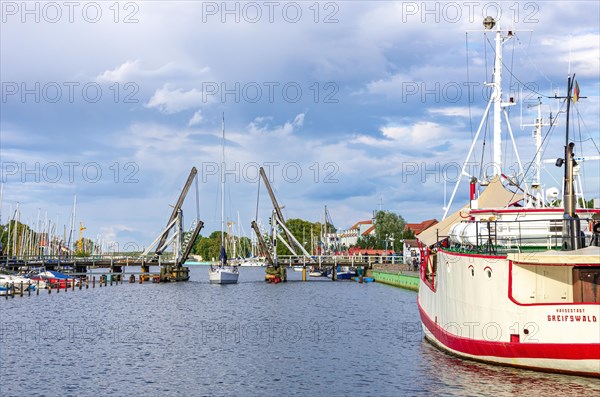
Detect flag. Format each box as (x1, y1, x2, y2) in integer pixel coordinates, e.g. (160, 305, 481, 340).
(573, 80, 580, 103)
(219, 246, 227, 265)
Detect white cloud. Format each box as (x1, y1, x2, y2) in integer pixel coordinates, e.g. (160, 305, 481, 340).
(428, 107, 479, 118)
(97, 60, 144, 83)
(246, 113, 306, 137)
(146, 86, 206, 114)
(351, 121, 454, 150)
(382, 121, 446, 142)
(96, 60, 210, 83)
(188, 110, 204, 126)
(540, 34, 600, 78)
(364, 73, 413, 97)
(99, 225, 136, 244)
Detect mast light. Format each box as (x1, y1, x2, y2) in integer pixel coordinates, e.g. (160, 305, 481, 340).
(483, 16, 495, 30)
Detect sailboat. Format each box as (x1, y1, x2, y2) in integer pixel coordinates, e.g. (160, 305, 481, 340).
(416, 17, 599, 376)
(209, 114, 240, 285)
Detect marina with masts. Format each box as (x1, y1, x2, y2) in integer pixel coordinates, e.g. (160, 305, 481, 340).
(1, 12, 598, 396)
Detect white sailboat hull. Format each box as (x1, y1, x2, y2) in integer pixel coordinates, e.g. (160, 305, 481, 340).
(208, 266, 239, 284)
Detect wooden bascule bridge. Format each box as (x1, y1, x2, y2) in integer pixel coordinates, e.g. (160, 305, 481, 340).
(2, 168, 204, 282)
(3, 166, 390, 283)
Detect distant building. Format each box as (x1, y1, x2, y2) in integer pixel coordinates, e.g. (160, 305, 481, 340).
(336, 219, 376, 249)
(405, 219, 438, 235)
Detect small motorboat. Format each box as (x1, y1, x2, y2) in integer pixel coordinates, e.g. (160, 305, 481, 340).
(0, 274, 38, 292)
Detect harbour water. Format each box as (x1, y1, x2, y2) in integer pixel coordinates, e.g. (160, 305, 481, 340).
(1, 267, 598, 396)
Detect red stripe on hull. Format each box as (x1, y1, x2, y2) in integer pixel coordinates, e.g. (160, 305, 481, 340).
(417, 299, 600, 361)
(469, 208, 600, 214)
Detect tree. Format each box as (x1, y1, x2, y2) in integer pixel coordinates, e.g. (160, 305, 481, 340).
(75, 237, 94, 257)
(193, 232, 221, 261)
(275, 218, 336, 255)
(192, 231, 254, 261)
(578, 198, 595, 209)
(375, 210, 406, 251)
(355, 234, 379, 249)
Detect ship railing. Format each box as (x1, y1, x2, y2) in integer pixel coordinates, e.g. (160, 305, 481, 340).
(447, 216, 596, 254)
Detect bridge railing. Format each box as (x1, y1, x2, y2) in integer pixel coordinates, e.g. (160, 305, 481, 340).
(277, 255, 404, 267)
(0, 252, 177, 266)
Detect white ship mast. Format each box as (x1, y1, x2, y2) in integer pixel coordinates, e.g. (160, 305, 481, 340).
(491, 19, 505, 176)
(443, 17, 526, 219)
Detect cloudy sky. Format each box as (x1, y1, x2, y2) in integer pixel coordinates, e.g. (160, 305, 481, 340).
(1, 1, 599, 250)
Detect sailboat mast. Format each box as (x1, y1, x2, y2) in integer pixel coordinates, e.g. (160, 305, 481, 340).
(221, 113, 226, 257)
(0, 183, 3, 224)
(324, 205, 327, 254)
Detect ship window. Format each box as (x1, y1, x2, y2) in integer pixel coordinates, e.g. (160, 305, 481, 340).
(484, 266, 492, 278)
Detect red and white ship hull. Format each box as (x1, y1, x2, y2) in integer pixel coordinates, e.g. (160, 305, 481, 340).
(417, 248, 600, 377)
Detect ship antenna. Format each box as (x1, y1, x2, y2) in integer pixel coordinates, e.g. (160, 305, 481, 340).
(560, 73, 581, 251)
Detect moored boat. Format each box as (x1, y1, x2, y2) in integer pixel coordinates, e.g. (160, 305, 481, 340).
(208, 114, 239, 285)
(208, 263, 239, 284)
(27, 269, 76, 289)
(0, 274, 38, 292)
(416, 17, 600, 377)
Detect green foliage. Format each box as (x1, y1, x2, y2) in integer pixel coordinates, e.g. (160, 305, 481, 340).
(353, 211, 411, 251)
(374, 210, 406, 250)
(355, 234, 379, 249)
(276, 218, 312, 255)
(275, 218, 335, 255)
(75, 237, 94, 256)
(578, 198, 595, 209)
(192, 231, 253, 261)
(0, 220, 36, 256)
(195, 235, 220, 261)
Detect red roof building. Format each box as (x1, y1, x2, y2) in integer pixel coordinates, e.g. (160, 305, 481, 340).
(361, 224, 376, 236)
(405, 219, 438, 235)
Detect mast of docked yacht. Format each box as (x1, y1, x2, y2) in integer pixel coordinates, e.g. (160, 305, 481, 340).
(220, 113, 226, 266)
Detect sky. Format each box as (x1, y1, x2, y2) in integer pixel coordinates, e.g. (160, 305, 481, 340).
(1, 0, 599, 251)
